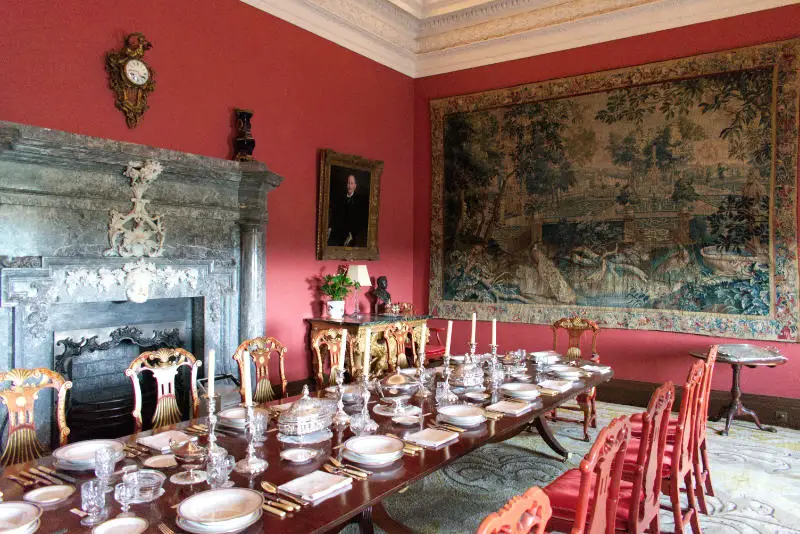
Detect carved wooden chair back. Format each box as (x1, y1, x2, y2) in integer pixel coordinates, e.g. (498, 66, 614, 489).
(477, 486, 552, 534)
(0, 368, 72, 466)
(383, 322, 416, 372)
(628, 381, 675, 533)
(570, 416, 630, 534)
(551, 316, 600, 362)
(695, 345, 718, 448)
(233, 337, 288, 403)
(663, 359, 705, 534)
(311, 328, 350, 388)
(125, 348, 200, 432)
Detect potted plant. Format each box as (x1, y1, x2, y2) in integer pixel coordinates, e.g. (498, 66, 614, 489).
(320, 267, 357, 319)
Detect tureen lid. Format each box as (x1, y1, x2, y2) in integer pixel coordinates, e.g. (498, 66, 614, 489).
(379, 369, 416, 388)
(279, 385, 334, 422)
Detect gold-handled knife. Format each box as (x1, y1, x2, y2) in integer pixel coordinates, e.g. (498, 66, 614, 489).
(323, 464, 367, 479)
(261, 481, 307, 507)
(39, 465, 78, 484)
(261, 494, 296, 513)
(329, 456, 373, 475)
(29, 467, 62, 485)
(262, 503, 287, 518)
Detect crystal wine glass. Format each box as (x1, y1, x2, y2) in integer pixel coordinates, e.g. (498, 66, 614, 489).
(94, 446, 117, 493)
(251, 411, 268, 445)
(80, 479, 108, 526)
(206, 453, 236, 489)
(114, 482, 136, 517)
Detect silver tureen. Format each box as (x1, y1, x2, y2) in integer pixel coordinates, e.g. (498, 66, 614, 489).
(277, 385, 336, 436)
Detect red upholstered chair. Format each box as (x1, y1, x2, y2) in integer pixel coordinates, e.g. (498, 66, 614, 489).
(620, 381, 676, 533)
(422, 326, 446, 362)
(549, 316, 601, 441)
(477, 486, 552, 534)
(543, 416, 630, 534)
(661, 360, 705, 534)
(692, 345, 718, 514)
(629, 345, 718, 515)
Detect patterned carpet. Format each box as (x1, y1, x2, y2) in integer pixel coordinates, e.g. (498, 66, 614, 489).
(346, 402, 800, 533)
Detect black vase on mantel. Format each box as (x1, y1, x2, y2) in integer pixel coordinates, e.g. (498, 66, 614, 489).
(233, 108, 256, 161)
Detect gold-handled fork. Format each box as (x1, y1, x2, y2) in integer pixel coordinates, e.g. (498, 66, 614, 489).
(322, 464, 368, 480)
(157, 522, 176, 534)
(329, 456, 373, 475)
(261, 481, 308, 507)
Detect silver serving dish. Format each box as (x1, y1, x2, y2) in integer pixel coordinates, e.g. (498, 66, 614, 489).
(374, 369, 419, 400)
(277, 385, 335, 436)
(449, 355, 484, 388)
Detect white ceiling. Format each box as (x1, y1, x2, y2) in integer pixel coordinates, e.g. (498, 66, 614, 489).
(242, 0, 799, 78)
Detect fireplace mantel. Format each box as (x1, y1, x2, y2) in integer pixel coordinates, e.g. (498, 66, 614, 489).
(0, 121, 283, 442)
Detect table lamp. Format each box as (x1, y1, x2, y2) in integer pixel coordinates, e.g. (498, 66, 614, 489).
(346, 264, 371, 318)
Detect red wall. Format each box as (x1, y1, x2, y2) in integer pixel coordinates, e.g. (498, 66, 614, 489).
(413, 5, 800, 399)
(1, 0, 415, 381)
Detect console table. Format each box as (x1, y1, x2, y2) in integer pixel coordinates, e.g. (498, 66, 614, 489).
(691, 343, 787, 436)
(306, 314, 430, 386)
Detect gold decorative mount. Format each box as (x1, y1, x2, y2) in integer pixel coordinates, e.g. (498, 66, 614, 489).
(105, 33, 156, 129)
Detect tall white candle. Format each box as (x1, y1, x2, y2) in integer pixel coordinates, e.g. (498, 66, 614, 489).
(363, 328, 372, 378)
(242, 350, 253, 406)
(470, 313, 477, 344)
(338, 329, 348, 378)
(207, 349, 216, 398)
(419, 324, 427, 355)
(445, 320, 453, 357)
(491, 319, 497, 346)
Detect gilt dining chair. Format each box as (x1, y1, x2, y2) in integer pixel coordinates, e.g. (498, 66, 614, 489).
(383, 322, 416, 372)
(125, 348, 201, 432)
(311, 328, 350, 388)
(477, 486, 552, 534)
(232, 336, 288, 403)
(620, 381, 675, 533)
(543, 415, 630, 534)
(0, 368, 72, 466)
(549, 315, 601, 441)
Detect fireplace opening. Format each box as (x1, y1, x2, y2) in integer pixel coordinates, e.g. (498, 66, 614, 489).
(51, 298, 204, 445)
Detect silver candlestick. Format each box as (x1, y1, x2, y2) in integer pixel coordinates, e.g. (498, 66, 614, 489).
(350, 375, 377, 434)
(234, 404, 268, 475)
(468, 342, 478, 357)
(414, 350, 431, 398)
(332, 366, 350, 427)
(205, 394, 223, 455)
(437, 353, 458, 406)
(488, 343, 505, 387)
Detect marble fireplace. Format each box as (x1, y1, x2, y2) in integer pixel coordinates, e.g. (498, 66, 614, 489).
(0, 121, 282, 445)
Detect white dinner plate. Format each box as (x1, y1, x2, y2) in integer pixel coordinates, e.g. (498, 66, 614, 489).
(268, 402, 293, 413)
(177, 509, 262, 534)
(23, 484, 75, 506)
(280, 448, 318, 464)
(178, 488, 263, 524)
(92, 516, 149, 534)
(342, 450, 403, 467)
(0, 502, 42, 532)
(53, 439, 124, 464)
(464, 392, 490, 401)
(501, 383, 542, 399)
(143, 454, 178, 469)
(392, 415, 420, 426)
(437, 405, 484, 419)
(344, 435, 404, 460)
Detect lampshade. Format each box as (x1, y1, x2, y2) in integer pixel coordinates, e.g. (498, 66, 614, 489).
(347, 264, 371, 287)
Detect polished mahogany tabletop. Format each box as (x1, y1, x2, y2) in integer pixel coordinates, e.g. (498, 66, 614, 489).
(0, 361, 612, 534)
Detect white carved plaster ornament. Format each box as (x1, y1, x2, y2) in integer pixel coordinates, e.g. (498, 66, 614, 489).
(106, 160, 166, 258)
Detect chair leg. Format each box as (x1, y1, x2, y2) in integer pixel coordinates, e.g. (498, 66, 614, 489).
(648, 513, 661, 534)
(590, 397, 598, 428)
(582, 403, 591, 442)
(693, 451, 709, 515)
(700, 441, 715, 496)
(669, 476, 685, 534)
(684, 472, 702, 534)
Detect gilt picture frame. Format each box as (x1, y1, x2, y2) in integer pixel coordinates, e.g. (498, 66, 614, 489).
(316, 149, 383, 260)
(429, 39, 800, 341)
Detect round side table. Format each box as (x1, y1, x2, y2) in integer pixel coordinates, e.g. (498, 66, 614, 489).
(690, 344, 787, 436)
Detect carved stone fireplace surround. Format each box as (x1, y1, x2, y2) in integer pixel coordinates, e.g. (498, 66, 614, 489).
(0, 121, 283, 443)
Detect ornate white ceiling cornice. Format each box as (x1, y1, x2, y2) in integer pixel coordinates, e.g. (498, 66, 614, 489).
(241, 0, 800, 78)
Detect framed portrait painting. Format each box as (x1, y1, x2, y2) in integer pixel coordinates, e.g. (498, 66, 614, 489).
(316, 149, 383, 260)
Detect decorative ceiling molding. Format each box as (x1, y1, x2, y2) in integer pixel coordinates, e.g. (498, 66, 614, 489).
(242, 0, 800, 78)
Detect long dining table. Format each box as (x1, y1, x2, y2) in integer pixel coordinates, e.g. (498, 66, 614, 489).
(0, 360, 612, 533)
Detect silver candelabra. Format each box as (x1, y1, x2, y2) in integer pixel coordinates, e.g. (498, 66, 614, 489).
(234, 403, 268, 475)
(332, 366, 350, 427)
(205, 394, 223, 455)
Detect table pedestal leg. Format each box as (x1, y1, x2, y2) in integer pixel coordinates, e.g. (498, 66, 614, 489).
(356, 506, 374, 534)
(715, 364, 777, 436)
(533, 415, 569, 461)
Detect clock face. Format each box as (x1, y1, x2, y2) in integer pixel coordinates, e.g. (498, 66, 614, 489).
(124, 59, 150, 86)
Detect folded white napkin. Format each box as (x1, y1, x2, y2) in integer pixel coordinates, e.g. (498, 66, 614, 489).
(137, 430, 195, 453)
(536, 379, 574, 394)
(582, 364, 612, 374)
(404, 428, 459, 448)
(279, 471, 352, 502)
(486, 400, 534, 416)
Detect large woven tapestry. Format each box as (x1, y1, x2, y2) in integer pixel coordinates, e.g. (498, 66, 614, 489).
(429, 40, 800, 341)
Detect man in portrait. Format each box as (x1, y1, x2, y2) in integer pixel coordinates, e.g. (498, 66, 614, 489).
(328, 167, 370, 247)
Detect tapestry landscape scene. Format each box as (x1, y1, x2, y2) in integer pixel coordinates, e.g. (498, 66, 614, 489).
(430, 43, 800, 340)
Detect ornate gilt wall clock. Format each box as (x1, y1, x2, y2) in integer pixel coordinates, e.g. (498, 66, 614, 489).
(105, 33, 156, 128)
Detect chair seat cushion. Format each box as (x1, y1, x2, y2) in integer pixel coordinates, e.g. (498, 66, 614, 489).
(629, 417, 677, 438)
(623, 441, 674, 476)
(544, 468, 636, 531)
